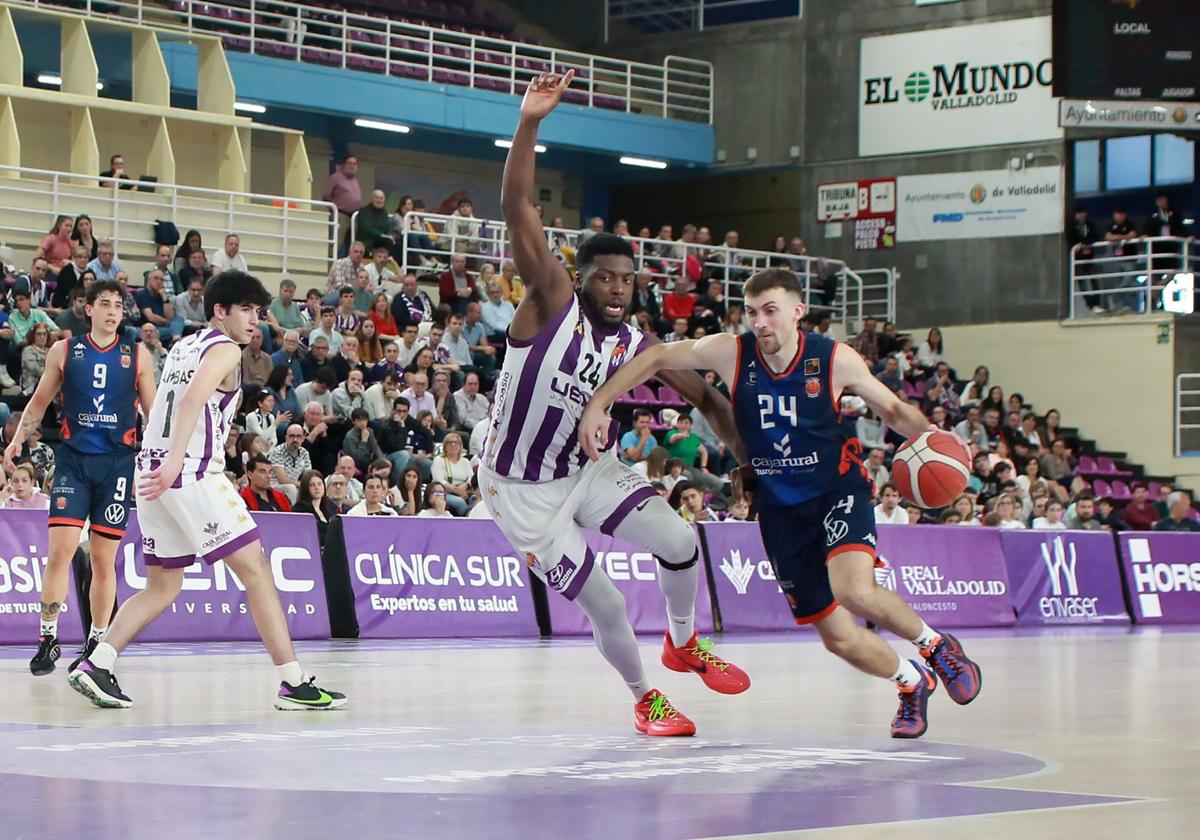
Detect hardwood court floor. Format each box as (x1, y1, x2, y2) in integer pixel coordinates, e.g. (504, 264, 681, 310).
(0, 627, 1195, 839)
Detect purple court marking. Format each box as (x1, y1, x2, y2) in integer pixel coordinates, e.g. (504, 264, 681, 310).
(0, 724, 1134, 839)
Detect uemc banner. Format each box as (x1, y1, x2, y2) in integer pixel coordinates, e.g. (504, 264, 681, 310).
(344, 518, 537, 637)
(115, 511, 329, 642)
(876, 526, 1014, 627)
(0, 510, 85, 645)
(896, 166, 1064, 243)
(698, 522, 808, 632)
(548, 531, 715, 636)
(859, 16, 1060, 156)
(1000, 531, 1129, 625)
(1118, 533, 1200, 623)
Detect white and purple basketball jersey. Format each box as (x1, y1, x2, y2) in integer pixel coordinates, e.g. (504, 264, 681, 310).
(482, 293, 649, 482)
(136, 328, 242, 487)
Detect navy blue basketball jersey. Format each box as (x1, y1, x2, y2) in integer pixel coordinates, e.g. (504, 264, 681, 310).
(731, 330, 868, 506)
(60, 335, 140, 455)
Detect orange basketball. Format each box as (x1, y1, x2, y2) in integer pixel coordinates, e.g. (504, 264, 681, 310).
(891, 430, 971, 509)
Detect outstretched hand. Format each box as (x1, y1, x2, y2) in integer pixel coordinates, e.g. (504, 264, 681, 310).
(578, 401, 611, 462)
(520, 69, 575, 121)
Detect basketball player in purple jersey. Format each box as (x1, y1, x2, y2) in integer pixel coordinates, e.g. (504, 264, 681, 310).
(4, 280, 157, 676)
(68, 271, 345, 711)
(480, 70, 749, 736)
(582, 269, 981, 738)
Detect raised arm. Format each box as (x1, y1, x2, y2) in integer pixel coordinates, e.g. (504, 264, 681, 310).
(3, 341, 65, 471)
(137, 342, 241, 500)
(579, 333, 737, 461)
(502, 71, 575, 339)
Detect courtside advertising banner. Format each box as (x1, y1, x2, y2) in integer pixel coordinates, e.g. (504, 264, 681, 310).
(999, 531, 1129, 625)
(698, 522, 808, 632)
(895, 166, 1064, 242)
(875, 526, 1014, 627)
(0, 510, 85, 644)
(114, 511, 330, 642)
(1118, 533, 1200, 623)
(345, 517, 538, 637)
(859, 16, 1060, 156)
(548, 530, 715, 635)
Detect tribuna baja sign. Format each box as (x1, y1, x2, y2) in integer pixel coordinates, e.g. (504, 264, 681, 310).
(863, 59, 1053, 111)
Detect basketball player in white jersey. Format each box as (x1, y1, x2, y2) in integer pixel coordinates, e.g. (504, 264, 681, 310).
(68, 271, 346, 711)
(479, 71, 748, 736)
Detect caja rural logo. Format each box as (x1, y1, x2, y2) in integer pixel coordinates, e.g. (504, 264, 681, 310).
(864, 57, 1053, 110)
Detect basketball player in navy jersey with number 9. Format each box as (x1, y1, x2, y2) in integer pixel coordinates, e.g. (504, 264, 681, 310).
(582, 268, 982, 738)
(5, 280, 157, 677)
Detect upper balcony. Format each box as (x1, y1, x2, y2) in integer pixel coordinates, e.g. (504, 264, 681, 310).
(10, 0, 716, 165)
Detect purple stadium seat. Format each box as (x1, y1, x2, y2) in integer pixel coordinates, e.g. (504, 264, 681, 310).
(649, 411, 672, 432)
(613, 391, 636, 406)
(657, 386, 688, 408)
(1110, 480, 1131, 501)
(1147, 481, 1162, 498)
(629, 384, 657, 405)
(1097, 456, 1133, 477)
(1092, 479, 1111, 499)
(1077, 454, 1099, 475)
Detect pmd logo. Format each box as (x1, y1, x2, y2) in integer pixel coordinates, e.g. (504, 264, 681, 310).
(933, 213, 964, 223)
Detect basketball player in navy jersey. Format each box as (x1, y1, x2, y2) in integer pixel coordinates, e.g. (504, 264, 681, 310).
(582, 269, 982, 738)
(68, 271, 345, 710)
(4, 280, 157, 676)
(480, 70, 749, 736)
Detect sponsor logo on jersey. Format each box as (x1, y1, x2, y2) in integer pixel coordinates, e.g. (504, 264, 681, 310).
(610, 344, 627, 367)
(73, 345, 85, 359)
(121, 355, 131, 368)
(804, 378, 822, 398)
(804, 358, 820, 375)
(55, 497, 67, 510)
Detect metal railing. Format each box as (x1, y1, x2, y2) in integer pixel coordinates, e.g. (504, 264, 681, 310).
(384, 211, 893, 327)
(0, 164, 337, 274)
(1069, 236, 1199, 319)
(1176, 374, 1200, 457)
(607, 0, 803, 35)
(13, 0, 714, 123)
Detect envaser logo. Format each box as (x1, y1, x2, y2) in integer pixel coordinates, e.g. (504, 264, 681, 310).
(1039, 536, 1099, 619)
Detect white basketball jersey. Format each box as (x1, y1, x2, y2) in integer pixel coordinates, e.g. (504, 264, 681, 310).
(137, 329, 242, 487)
(482, 293, 648, 483)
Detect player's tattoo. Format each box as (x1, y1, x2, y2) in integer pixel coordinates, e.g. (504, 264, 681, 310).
(40, 602, 61, 620)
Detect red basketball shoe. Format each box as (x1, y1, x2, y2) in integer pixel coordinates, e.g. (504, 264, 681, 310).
(634, 689, 696, 737)
(661, 632, 751, 695)
(890, 661, 937, 739)
(921, 632, 982, 705)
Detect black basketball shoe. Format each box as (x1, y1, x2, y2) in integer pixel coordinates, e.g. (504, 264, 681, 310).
(68, 637, 100, 674)
(68, 660, 133, 709)
(29, 635, 60, 676)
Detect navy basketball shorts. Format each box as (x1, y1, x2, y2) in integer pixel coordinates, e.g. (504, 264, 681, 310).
(49, 446, 136, 539)
(757, 472, 878, 624)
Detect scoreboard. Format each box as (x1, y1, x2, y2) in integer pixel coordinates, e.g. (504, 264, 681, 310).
(1052, 0, 1198, 101)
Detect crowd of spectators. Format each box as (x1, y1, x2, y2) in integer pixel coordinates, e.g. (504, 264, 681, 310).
(1, 185, 1195, 545)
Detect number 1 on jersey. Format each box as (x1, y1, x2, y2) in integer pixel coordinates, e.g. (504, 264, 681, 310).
(162, 390, 176, 437)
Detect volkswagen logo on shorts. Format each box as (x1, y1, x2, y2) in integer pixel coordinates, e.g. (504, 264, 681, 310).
(104, 503, 126, 524)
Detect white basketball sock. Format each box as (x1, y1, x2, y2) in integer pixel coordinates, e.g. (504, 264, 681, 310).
(890, 657, 923, 690)
(89, 642, 118, 671)
(40, 617, 59, 638)
(910, 622, 939, 649)
(275, 661, 305, 687)
(574, 566, 651, 699)
(88, 624, 106, 643)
